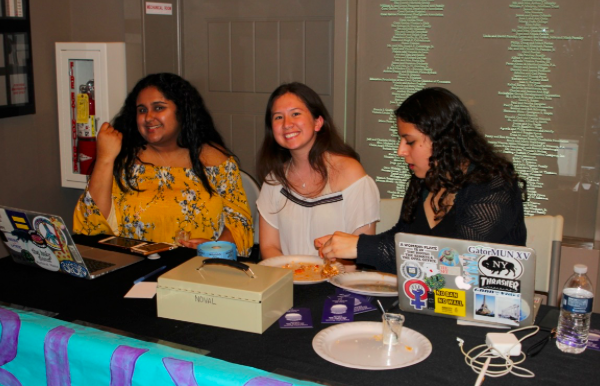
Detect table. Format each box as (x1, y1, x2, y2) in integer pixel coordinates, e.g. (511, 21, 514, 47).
(1, 235, 599, 386)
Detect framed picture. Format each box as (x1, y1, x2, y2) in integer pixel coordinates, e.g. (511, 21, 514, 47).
(0, 0, 35, 118)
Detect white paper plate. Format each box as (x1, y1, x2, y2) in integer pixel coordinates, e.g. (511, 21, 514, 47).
(312, 322, 432, 370)
(329, 271, 398, 297)
(258, 255, 344, 285)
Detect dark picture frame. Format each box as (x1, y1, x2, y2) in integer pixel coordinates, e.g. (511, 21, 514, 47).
(0, 0, 35, 118)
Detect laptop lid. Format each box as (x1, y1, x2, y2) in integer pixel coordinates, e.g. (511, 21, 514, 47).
(395, 232, 536, 327)
(0, 205, 144, 279)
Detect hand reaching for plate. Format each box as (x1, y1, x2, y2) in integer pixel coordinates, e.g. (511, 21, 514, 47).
(315, 231, 360, 260)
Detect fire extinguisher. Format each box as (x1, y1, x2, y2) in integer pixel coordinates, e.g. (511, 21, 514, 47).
(76, 80, 96, 175)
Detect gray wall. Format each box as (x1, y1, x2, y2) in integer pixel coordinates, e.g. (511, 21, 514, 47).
(0, 0, 128, 257)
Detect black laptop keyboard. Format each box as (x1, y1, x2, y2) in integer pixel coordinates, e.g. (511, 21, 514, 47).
(82, 258, 116, 273)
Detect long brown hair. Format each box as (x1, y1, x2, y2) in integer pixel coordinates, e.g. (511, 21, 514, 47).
(396, 87, 527, 222)
(111, 73, 233, 195)
(257, 82, 358, 191)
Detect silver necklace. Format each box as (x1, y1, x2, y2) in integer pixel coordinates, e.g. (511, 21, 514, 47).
(289, 159, 307, 189)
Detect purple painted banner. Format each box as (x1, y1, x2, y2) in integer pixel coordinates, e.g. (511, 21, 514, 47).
(0, 307, 22, 386)
(110, 346, 149, 386)
(45, 325, 75, 386)
(163, 358, 199, 386)
(0, 306, 320, 386)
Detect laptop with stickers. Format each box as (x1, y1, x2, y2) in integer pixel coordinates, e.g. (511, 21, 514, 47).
(395, 232, 536, 327)
(0, 205, 144, 279)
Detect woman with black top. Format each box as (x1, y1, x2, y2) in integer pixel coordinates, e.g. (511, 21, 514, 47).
(315, 87, 527, 274)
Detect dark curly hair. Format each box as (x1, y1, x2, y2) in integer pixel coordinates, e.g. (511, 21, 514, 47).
(395, 87, 526, 223)
(111, 73, 232, 195)
(257, 82, 359, 190)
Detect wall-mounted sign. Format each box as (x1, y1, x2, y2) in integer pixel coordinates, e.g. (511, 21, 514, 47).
(145, 2, 173, 15)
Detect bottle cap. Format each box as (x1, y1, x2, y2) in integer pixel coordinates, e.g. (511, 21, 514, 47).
(574, 264, 588, 274)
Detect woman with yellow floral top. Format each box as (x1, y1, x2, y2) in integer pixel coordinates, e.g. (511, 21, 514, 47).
(73, 73, 253, 256)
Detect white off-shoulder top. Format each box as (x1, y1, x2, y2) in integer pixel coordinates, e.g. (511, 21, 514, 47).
(257, 174, 380, 256)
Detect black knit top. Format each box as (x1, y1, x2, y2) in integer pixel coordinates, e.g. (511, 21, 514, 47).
(356, 174, 527, 274)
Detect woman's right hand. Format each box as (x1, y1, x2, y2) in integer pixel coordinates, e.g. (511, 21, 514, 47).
(181, 238, 212, 249)
(314, 231, 359, 261)
(96, 122, 123, 163)
(87, 122, 123, 219)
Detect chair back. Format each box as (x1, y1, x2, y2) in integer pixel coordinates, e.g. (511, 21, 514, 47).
(240, 171, 260, 244)
(378, 198, 403, 233)
(525, 214, 564, 306)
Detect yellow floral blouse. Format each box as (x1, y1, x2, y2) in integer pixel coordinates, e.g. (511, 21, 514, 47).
(73, 157, 253, 256)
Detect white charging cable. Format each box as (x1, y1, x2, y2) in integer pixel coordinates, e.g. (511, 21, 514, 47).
(457, 325, 540, 382)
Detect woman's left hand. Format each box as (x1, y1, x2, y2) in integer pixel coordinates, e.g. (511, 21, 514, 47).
(181, 238, 212, 249)
(314, 231, 360, 260)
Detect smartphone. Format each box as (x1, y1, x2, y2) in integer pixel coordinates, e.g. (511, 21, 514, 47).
(130, 242, 177, 256)
(98, 236, 148, 249)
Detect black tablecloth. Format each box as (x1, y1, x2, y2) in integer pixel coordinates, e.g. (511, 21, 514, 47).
(1, 236, 598, 386)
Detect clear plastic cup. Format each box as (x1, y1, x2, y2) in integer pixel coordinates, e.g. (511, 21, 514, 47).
(382, 313, 405, 345)
(175, 230, 190, 246)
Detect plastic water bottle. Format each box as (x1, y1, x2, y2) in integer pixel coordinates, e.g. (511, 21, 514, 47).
(556, 264, 594, 354)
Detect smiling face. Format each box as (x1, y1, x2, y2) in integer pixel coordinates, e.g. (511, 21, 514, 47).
(396, 119, 433, 178)
(270, 92, 323, 154)
(136, 86, 180, 147)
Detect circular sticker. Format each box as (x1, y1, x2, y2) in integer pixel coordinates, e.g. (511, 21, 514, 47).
(32, 216, 68, 251)
(404, 279, 430, 301)
(60, 260, 89, 278)
(400, 261, 424, 280)
(439, 248, 460, 266)
(29, 230, 47, 248)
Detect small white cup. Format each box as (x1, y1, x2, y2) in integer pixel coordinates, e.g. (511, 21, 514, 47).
(382, 313, 405, 345)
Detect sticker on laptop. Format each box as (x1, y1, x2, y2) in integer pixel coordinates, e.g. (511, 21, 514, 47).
(61, 260, 89, 278)
(424, 273, 446, 290)
(400, 261, 424, 280)
(32, 216, 68, 252)
(397, 242, 438, 264)
(28, 244, 60, 271)
(478, 254, 523, 280)
(3, 232, 28, 254)
(473, 288, 521, 326)
(439, 264, 461, 276)
(479, 276, 521, 293)
(459, 253, 480, 288)
(434, 288, 466, 317)
(2, 209, 32, 231)
(403, 279, 430, 310)
(422, 262, 440, 277)
(439, 248, 460, 266)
